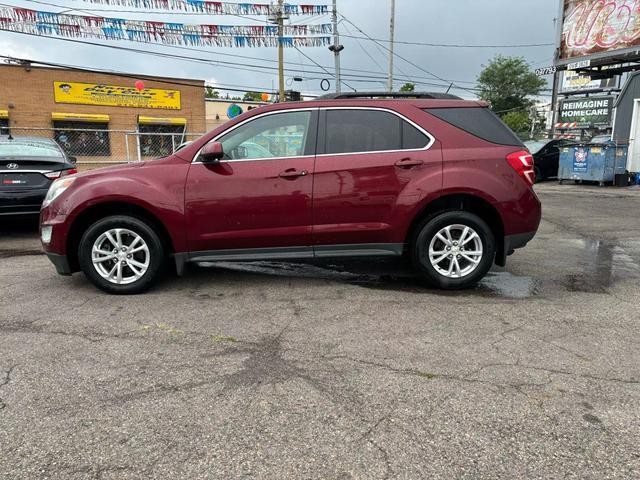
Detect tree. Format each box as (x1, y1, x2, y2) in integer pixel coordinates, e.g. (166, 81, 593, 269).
(205, 86, 220, 99)
(243, 92, 263, 102)
(502, 109, 546, 141)
(476, 55, 546, 116)
(399, 82, 415, 92)
(502, 111, 531, 139)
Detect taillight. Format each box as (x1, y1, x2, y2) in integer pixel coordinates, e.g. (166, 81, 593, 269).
(506, 150, 535, 186)
(44, 168, 77, 180)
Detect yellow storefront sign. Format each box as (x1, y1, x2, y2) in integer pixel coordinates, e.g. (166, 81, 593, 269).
(53, 81, 181, 110)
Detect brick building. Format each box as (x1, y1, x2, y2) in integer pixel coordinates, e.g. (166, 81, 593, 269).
(0, 63, 206, 165)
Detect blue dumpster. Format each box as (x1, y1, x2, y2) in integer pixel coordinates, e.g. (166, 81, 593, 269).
(558, 141, 628, 185)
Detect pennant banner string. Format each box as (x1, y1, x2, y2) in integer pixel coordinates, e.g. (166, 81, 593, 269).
(0, 8, 331, 47)
(0, 7, 332, 36)
(70, 0, 329, 15)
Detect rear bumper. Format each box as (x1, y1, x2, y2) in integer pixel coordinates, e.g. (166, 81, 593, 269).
(45, 252, 72, 276)
(495, 230, 537, 267)
(0, 188, 48, 216)
(505, 230, 537, 252)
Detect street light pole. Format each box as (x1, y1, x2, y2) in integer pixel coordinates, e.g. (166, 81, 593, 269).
(387, 0, 395, 92)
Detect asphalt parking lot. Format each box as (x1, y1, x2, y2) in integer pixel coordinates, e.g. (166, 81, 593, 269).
(1, 183, 639, 479)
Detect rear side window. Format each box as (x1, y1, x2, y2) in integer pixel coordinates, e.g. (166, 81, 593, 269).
(425, 107, 522, 146)
(402, 122, 430, 149)
(325, 109, 431, 154)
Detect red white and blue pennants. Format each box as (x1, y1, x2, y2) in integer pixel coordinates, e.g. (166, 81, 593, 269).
(0, 6, 331, 47)
(70, 0, 329, 15)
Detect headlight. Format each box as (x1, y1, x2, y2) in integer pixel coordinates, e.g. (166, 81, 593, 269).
(43, 177, 76, 208)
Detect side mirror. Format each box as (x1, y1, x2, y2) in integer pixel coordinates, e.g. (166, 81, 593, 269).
(68, 156, 77, 164)
(200, 141, 224, 163)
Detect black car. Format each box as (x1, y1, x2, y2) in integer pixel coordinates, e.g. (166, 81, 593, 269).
(525, 139, 578, 182)
(0, 136, 77, 217)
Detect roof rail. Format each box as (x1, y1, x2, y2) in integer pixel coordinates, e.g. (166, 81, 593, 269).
(317, 91, 462, 100)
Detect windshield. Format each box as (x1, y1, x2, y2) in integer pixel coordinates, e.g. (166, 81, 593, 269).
(524, 140, 548, 153)
(0, 140, 64, 159)
(590, 135, 611, 144)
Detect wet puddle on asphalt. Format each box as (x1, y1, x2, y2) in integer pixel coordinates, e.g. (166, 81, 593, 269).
(199, 238, 640, 300)
(199, 261, 541, 299)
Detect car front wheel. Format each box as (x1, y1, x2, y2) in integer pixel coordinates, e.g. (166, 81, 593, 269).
(412, 211, 495, 289)
(78, 215, 165, 294)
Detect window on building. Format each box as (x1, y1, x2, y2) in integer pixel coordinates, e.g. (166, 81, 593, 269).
(217, 111, 311, 160)
(138, 124, 186, 158)
(53, 121, 111, 157)
(0, 119, 9, 136)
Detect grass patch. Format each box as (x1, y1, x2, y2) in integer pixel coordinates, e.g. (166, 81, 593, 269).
(212, 335, 237, 344)
(415, 371, 437, 379)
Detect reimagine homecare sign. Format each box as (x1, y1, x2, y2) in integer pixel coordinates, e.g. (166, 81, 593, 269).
(558, 96, 614, 127)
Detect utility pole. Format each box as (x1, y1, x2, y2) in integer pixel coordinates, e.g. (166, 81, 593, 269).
(550, 68, 560, 138)
(387, 0, 395, 92)
(275, 0, 286, 102)
(329, 0, 344, 94)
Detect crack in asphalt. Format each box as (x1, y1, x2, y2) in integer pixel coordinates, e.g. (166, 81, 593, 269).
(0, 248, 43, 258)
(0, 365, 17, 411)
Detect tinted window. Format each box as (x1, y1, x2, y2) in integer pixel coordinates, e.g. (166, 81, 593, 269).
(326, 110, 400, 154)
(425, 107, 522, 146)
(218, 111, 311, 160)
(402, 121, 430, 149)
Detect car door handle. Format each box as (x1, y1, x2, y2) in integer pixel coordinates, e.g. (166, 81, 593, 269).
(395, 158, 424, 168)
(279, 169, 308, 179)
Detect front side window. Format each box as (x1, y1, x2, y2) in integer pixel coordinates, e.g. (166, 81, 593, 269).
(53, 121, 110, 157)
(217, 111, 311, 160)
(324, 109, 430, 155)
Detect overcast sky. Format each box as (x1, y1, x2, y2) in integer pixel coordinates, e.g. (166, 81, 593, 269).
(0, 0, 559, 98)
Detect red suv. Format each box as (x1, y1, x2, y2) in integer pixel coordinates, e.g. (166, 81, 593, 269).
(40, 93, 540, 294)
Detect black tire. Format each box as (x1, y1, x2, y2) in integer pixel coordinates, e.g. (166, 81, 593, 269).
(534, 166, 543, 183)
(78, 215, 165, 294)
(411, 211, 496, 290)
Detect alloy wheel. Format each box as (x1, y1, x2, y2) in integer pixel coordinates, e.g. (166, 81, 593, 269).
(91, 228, 150, 285)
(428, 224, 483, 279)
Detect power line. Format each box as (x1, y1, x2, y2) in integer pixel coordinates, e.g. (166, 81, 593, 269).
(293, 45, 356, 92)
(0, 27, 463, 90)
(0, 54, 287, 94)
(339, 34, 553, 49)
(338, 14, 477, 96)
(0, 4, 490, 88)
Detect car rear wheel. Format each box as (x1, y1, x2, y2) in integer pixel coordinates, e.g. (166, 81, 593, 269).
(411, 211, 495, 289)
(78, 215, 165, 294)
(534, 166, 543, 183)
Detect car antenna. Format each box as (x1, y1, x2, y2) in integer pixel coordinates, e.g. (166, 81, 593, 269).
(7, 133, 13, 140)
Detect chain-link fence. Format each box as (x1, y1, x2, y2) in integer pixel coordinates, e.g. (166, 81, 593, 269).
(7, 127, 206, 168)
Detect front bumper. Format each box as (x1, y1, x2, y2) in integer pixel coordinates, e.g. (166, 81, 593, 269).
(45, 252, 72, 276)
